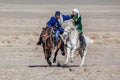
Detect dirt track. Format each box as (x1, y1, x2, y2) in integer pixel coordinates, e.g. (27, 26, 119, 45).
(0, 4, 120, 80)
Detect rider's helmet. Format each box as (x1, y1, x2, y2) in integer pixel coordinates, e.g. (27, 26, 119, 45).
(55, 11, 61, 16)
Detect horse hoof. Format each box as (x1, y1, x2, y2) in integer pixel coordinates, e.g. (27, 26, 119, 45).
(57, 62, 61, 67)
(70, 58, 74, 63)
(49, 63, 52, 66)
(47, 61, 52, 66)
(80, 64, 83, 67)
(53, 59, 56, 63)
(63, 64, 68, 67)
(63, 63, 67, 66)
(71, 60, 74, 63)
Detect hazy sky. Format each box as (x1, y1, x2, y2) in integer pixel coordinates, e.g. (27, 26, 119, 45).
(0, 0, 120, 5)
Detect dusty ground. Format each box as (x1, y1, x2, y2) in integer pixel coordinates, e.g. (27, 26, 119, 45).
(0, 4, 120, 80)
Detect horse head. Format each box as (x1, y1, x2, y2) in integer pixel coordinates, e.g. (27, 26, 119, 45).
(41, 27, 53, 43)
(63, 23, 75, 39)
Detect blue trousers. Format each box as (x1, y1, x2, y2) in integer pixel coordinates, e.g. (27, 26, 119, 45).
(54, 30, 60, 46)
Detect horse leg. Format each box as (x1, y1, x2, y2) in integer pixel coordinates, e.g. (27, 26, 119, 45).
(60, 41, 65, 56)
(53, 47, 59, 63)
(64, 47, 71, 65)
(45, 50, 52, 66)
(53, 40, 62, 63)
(43, 45, 50, 65)
(80, 48, 87, 67)
(70, 49, 75, 63)
(79, 48, 83, 58)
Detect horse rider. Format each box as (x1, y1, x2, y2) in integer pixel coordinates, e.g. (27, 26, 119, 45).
(37, 11, 72, 48)
(71, 8, 87, 49)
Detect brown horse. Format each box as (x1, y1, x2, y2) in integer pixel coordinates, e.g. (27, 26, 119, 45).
(41, 27, 65, 66)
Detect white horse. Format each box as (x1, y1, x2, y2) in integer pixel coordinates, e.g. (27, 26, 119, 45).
(63, 23, 93, 66)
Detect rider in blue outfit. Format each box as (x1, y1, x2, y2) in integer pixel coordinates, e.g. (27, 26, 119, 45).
(37, 11, 72, 47)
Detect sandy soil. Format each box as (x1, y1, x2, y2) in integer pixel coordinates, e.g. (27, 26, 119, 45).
(0, 4, 120, 80)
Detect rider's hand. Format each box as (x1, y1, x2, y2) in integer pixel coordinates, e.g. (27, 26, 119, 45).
(71, 14, 74, 18)
(57, 23, 61, 27)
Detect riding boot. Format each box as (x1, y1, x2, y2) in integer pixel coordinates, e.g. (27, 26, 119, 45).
(53, 37, 57, 49)
(37, 33, 42, 45)
(79, 34, 87, 49)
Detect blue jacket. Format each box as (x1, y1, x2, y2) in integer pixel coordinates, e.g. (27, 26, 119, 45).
(47, 15, 71, 33)
(47, 15, 71, 27)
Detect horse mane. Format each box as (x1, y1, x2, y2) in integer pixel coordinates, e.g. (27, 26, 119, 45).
(42, 27, 53, 35)
(64, 22, 76, 32)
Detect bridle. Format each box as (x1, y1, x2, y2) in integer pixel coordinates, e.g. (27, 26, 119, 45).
(63, 26, 74, 37)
